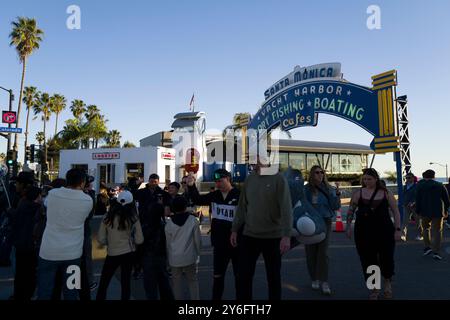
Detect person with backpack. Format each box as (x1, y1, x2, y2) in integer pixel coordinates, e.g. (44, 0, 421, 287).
(303, 165, 341, 296)
(10, 185, 42, 300)
(165, 196, 201, 300)
(141, 202, 174, 300)
(96, 190, 144, 300)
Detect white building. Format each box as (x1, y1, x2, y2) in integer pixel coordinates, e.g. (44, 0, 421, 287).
(59, 146, 176, 191)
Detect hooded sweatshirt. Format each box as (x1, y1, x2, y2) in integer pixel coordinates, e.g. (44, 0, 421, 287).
(165, 212, 201, 267)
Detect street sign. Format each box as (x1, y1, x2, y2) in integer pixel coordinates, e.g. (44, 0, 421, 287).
(2, 111, 17, 124)
(0, 127, 22, 133)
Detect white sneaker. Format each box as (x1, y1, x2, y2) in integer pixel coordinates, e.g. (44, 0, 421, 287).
(311, 280, 320, 290)
(415, 235, 423, 241)
(401, 235, 407, 242)
(321, 282, 332, 295)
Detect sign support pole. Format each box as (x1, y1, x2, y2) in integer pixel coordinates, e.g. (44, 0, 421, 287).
(395, 151, 404, 222)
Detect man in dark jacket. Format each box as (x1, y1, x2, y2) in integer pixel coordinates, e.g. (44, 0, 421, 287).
(141, 202, 174, 300)
(415, 170, 450, 260)
(186, 169, 240, 300)
(11, 186, 42, 300)
(134, 174, 170, 279)
(402, 172, 422, 241)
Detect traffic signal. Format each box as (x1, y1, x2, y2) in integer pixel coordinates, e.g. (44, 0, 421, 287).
(30, 144, 35, 163)
(25, 146, 31, 162)
(6, 150, 18, 178)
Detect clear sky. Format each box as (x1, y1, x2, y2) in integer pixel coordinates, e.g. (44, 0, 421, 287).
(1, 0, 449, 178)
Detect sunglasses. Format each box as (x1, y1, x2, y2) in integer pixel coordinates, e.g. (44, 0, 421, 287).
(181, 182, 187, 184)
(315, 171, 325, 175)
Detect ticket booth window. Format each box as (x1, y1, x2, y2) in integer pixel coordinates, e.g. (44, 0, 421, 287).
(126, 163, 144, 181)
(99, 164, 115, 185)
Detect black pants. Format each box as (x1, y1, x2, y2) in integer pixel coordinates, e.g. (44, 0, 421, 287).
(79, 253, 91, 301)
(14, 248, 37, 300)
(237, 235, 281, 300)
(143, 254, 174, 300)
(354, 219, 395, 281)
(96, 252, 133, 300)
(212, 245, 239, 300)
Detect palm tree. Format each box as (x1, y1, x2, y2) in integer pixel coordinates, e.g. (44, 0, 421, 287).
(22, 86, 40, 163)
(123, 141, 136, 148)
(51, 94, 66, 136)
(9, 17, 44, 152)
(70, 99, 86, 122)
(34, 93, 52, 168)
(35, 131, 45, 145)
(105, 130, 121, 148)
(85, 105, 100, 121)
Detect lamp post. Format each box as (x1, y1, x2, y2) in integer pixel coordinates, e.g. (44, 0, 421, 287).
(429, 162, 448, 182)
(0, 86, 15, 151)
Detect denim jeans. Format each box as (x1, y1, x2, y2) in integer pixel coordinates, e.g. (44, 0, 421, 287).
(37, 257, 81, 300)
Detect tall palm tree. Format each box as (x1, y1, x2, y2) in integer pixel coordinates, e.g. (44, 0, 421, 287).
(105, 130, 121, 148)
(22, 86, 40, 163)
(85, 105, 100, 121)
(34, 93, 52, 168)
(9, 17, 44, 152)
(70, 99, 86, 122)
(51, 94, 66, 136)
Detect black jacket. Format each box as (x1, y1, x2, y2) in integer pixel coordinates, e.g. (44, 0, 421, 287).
(11, 198, 42, 252)
(187, 185, 240, 248)
(135, 186, 170, 219)
(140, 203, 167, 257)
(416, 179, 450, 218)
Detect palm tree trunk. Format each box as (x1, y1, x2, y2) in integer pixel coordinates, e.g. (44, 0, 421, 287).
(54, 113, 59, 137)
(43, 119, 47, 169)
(13, 59, 27, 152)
(23, 106, 31, 164)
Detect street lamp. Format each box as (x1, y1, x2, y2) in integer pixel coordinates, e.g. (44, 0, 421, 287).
(0, 86, 15, 151)
(429, 162, 448, 182)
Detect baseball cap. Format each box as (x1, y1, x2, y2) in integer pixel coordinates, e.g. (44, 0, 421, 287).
(213, 169, 231, 181)
(117, 190, 133, 206)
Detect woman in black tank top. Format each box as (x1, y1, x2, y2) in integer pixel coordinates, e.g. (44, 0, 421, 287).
(346, 168, 401, 300)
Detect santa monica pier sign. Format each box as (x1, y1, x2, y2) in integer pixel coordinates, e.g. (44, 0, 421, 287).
(249, 63, 400, 154)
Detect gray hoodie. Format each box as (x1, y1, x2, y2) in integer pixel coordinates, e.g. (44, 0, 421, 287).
(165, 213, 201, 267)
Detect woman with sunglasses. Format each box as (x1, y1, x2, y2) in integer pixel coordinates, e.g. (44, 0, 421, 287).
(346, 168, 401, 300)
(304, 165, 341, 295)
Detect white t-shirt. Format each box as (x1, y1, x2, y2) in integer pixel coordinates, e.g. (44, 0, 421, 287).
(39, 187, 93, 261)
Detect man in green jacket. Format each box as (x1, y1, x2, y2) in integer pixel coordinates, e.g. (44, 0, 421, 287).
(230, 157, 293, 300)
(415, 169, 450, 260)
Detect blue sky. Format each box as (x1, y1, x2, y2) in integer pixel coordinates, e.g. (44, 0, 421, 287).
(1, 0, 449, 177)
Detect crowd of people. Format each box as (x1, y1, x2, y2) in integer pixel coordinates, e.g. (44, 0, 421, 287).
(0, 162, 449, 301)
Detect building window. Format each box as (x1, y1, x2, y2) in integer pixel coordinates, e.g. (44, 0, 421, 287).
(323, 153, 331, 172)
(99, 164, 115, 185)
(289, 153, 306, 172)
(331, 154, 340, 174)
(306, 153, 323, 172)
(278, 152, 289, 172)
(125, 163, 144, 181)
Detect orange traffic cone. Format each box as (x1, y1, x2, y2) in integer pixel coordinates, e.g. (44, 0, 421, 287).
(334, 209, 345, 232)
